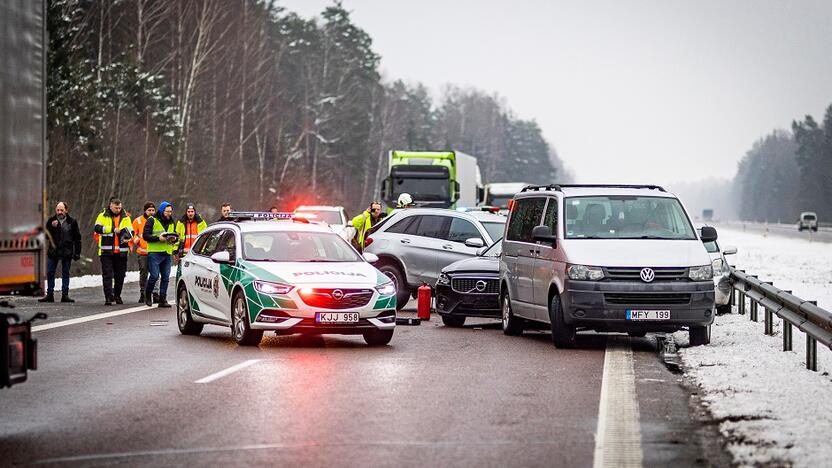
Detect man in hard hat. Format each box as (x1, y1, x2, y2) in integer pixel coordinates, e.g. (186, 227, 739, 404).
(350, 201, 383, 252)
(397, 193, 414, 208)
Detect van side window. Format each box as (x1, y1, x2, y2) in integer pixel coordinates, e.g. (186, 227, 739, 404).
(543, 198, 558, 232)
(506, 198, 546, 242)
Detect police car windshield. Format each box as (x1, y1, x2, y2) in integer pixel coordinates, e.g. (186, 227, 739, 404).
(243, 231, 362, 262)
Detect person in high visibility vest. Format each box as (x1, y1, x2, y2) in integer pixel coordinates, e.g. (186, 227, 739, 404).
(131, 202, 156, 304)
(93, 197, 133, 305)
(143, 201, 177, 308)
(175, 203, 208, 260)
(350, 201, 383, 252)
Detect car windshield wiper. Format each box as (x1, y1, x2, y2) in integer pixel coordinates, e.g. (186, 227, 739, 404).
(620, 235, 674, 240)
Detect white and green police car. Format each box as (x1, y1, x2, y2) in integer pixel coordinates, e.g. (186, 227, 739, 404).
(175, 212, 397, 346)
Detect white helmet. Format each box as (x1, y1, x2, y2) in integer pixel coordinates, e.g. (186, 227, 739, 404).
(397, 193, 413, 208)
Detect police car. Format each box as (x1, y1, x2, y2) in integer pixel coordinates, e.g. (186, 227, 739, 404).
(175, 212, 397, 346)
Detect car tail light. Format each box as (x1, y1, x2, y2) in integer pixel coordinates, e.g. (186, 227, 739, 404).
(507, 199, 515, 211)
(364, 237, 374, 248)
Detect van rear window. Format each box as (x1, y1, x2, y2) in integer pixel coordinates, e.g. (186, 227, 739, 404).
(564, 196, 696, 240)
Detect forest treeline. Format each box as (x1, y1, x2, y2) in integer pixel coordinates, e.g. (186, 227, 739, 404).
(734, 105, 832, 223)
(46, 0, 567, 244)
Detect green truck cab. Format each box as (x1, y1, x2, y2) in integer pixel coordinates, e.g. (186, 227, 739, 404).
(380, 150, 482, 210)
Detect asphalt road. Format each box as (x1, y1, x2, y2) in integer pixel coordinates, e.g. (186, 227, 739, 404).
(1, 282, 729, 467)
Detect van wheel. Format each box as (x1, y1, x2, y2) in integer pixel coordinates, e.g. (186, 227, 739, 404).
(378, 263, 410, 311)
(716, 304, 732, 315)
(232, 292, 263, 346)
(501, 293, 523, 336)
(689, 325, 710, 346)
(549, 295, 576, 348)
(177, 285, 203, 336)
(441, 315, 466, 327)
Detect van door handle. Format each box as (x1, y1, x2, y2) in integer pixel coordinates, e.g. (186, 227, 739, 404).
(400, 239, 411, 244)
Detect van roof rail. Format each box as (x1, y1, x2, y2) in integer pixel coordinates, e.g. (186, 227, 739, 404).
(520, 184, 666, 193)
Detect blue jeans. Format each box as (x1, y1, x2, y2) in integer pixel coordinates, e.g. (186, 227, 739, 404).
(47, 256, 72, 294)
(146, 253, 172, 301)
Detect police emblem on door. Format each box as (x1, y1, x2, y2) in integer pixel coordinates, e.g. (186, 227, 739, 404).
(640, 268, 655, 283)
(213, 275, 220, 298)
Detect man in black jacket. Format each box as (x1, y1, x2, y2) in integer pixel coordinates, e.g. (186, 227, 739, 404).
(39, 201, 82, 303)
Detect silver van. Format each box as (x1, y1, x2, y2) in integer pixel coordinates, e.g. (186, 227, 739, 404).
(499, 184, 716, 348)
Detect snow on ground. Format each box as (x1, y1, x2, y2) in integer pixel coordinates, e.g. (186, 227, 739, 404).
(676, 225, 832, 467)
(49, 269, 176, 291)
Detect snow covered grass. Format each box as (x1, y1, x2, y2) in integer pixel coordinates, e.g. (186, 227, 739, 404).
(677, 225, 832, 467)
(48, 269, 176, 291)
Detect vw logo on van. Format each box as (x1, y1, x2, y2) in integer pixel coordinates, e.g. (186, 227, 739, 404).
(331, 289, 344, 300)
(640, 268, 655, 283)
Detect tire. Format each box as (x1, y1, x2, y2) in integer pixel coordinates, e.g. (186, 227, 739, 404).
(689, 325, 710, 346)
(813, 227, 819, 232)
(501, 292, 523, 336)
(798, 226, 804, 232)
(363, 329, 394, 346)
(441, 315, 466, 327)
(627, 331, 647, 338)
(716, 304, 732, 315)
(378, 263, 410, 311)
(549, 294, 576, 348)
(177, 285, 204, 336)
(232, 291, 263, 346)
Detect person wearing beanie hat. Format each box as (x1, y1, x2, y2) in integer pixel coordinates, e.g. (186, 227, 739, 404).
(175, 203, 208, 260)
(131, 201, 157, 304)
(143, 201, 177, 308)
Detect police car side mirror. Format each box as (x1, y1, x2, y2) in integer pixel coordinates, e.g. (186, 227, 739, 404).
(210, 251, 231, 264)
(363, 252, 379, 263)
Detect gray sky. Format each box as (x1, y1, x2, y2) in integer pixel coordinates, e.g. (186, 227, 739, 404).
(279, 0, 832, 185)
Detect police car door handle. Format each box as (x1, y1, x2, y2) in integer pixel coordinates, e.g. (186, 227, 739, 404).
(400, 239, 411, 244)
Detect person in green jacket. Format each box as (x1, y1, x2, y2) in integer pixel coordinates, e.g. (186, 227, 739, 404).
(93, 197, 133, 305)
(351, 201, 383, 252)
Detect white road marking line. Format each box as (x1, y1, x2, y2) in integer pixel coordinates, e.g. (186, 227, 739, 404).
(195, 359, 261, 384)
(32, 305, 153, 332)
(593, 336, 643, 468)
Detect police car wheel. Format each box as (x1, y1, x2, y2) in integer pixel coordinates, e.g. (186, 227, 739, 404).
(363, 329, 394, 346)
(378, 263, 410, 311)
(177, 285, 203, 336)
(501, 293, 523, 336)
(232, 292, 263, 346)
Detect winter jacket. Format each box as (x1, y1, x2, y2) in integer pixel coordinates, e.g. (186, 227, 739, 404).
(132, 214, 151, 256)
(144, 214, 177, 255)
(94, 210, 132, 256)
(175, 214, 207, 255)
(45, 214, 82, 259)
(350, 211, 380, 252)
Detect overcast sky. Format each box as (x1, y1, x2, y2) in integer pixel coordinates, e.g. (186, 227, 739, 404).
(279, 0, 832, 185)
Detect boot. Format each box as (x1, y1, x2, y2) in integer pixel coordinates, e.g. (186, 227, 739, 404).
(138, 291, 146, 304)
(61, 294, 75, 303)
(158, 299, 172, 308)
(145, 293, 153, 307)
(152, 292, 160, 304)
(114, 296, 124, 305)
(105, 295, 113, 306)
(38, 292, 55, 303)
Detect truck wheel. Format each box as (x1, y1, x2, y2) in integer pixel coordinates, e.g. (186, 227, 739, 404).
(363, 329, 394, 346)
(501, 293, 524, 336)
(378, 263, 410, 311)
(689, 325, 710, 346)
(177, 285, 203, 336)
(549, 294, 577, 348)
(441, 315, 466, 327)
(232, 292, 263, 346)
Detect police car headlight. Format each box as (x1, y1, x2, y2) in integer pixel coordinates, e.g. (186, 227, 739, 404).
(254, 280, 294, 295)
(437, 272, 451, 286)
(688, 265, 713, 281)
(375, 282, 396, 296)
(567, 264, 604, 281)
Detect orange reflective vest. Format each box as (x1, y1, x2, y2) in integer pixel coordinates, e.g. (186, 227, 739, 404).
(132, 215, 150, 256)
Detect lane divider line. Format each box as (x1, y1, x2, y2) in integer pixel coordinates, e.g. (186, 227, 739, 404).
(195, 359, 262, 384)
(32, 305, 154, 332)
(593, 336, 643, 468)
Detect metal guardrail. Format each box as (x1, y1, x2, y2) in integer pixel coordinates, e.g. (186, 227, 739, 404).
(729, 268, 832, 371)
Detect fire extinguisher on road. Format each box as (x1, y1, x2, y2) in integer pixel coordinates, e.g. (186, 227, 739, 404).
(417, 282, 432, 320)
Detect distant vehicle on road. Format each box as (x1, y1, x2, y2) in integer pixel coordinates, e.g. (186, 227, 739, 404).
(363, 208, 506, 309)
(175, 212, 396, 346)
(435, 239, 503, 327)
(798, 212, 818, 232)
(500, 184, 716, 348)
(294, 205, 354, 242)
(482, 182, 528, 214)
(699, 226, 737, 314)
(380, 150, 482, 210)
(702, 208, 714, 222)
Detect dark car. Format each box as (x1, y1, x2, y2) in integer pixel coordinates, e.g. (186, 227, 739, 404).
(435, 239, 503, 327)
